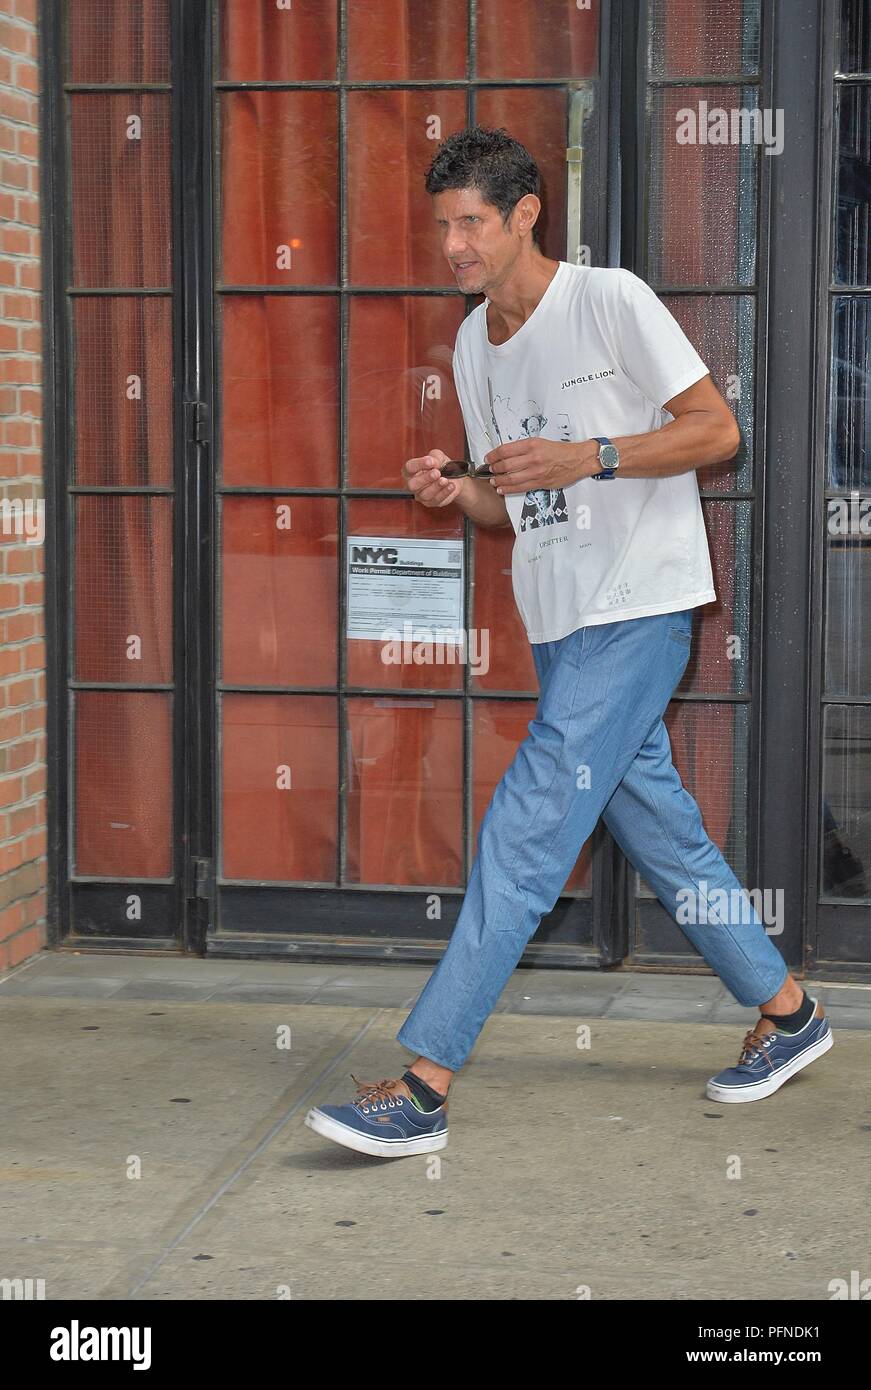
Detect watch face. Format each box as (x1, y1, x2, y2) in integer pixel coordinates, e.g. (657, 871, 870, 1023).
(599, 444, 619, 470)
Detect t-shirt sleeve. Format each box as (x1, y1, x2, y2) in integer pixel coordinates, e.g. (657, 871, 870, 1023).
(611, 269, 710, 411)
(451, 327, 494, 469)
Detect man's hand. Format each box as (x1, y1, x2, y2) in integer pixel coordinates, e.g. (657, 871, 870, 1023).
(402, 449, 467, 508)
(485, 438, 598, 495)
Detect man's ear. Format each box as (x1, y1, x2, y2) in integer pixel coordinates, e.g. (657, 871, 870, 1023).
(514, 194, 541, 240)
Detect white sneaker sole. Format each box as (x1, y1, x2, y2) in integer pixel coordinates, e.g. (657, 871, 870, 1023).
(304, 1107, 449, 1157)
(706, 1028, 834, 1103)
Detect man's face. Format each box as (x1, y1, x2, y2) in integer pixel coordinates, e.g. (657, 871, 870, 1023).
(432, 187, 525, 295)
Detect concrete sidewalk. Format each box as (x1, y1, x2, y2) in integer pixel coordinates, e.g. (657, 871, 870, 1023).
(1, 950, 869, 1301)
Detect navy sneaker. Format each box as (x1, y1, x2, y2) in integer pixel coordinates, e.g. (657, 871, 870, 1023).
(706, 997, 833, 1103)
(305, 1074, 448, 1157)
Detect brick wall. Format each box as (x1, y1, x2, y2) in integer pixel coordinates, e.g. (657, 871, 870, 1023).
(0, 0, 46, 971)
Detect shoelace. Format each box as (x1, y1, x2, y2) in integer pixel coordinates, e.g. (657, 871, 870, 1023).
(350, 1073, 405, 1109)
(738, 1029, 777, 1068)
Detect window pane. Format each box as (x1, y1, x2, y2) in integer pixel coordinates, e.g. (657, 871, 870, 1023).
(346, 499, 464, 690)
(74, 692, 172, 877)
(346, 697, 463, 886)
(824, 530, 871, 698)
(219, 0, 337, 80)
(220, 295, 339, 488)
(471, 525, 536, 692)
(74, 495, 173, 684)
(821, 705, 871, 898)
(221, 496, 338, 688)
(647, 85, 757, 286)
(834, 85, 871, 286)
(221, 694, 338, 882)
(647, 0, 761, 79)
(346, 91, 467, 287)
(661, 294, 754, 491)
(71, 94, 171, 289)
(840, 0, 871, 75)
(347, 297, 466, 489)
(674, 501, 752, 697)
(68, 0, 170, 83)
(346, 0, 467, 79)
(475, 88, 569, 265)
(73, 296, 172, 486)
(829, 296, 871, 491)
(220, 92, 338, 287)
(473, 700, 592, 890)
(476, 0, 598, 79)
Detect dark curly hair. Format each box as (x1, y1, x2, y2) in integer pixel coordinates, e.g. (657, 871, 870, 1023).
(424, 125, 542, 247)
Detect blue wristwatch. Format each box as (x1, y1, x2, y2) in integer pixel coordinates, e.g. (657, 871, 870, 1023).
(593, 436, 620, 480)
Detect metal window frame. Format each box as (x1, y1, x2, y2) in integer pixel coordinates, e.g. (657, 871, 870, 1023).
(807, 0, 871, 973)
(622, 0, 772, 970)
(40, 0, 628, 968)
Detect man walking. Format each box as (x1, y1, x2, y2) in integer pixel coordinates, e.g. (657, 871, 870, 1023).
(305, 127, 832, 1157)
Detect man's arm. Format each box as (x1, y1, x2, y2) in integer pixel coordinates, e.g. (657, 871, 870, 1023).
(577, 372, 741, 480)
(484, 374, 740, 494)
(402, 450, 512, 526)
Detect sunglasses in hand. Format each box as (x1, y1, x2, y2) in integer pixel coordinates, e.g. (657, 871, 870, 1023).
(438, 458, 494, 479)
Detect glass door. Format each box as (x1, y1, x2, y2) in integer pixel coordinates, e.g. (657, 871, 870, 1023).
(207, 0, 615, 962)
(628, 0, 762, 966)
(812, 0, 871, 966)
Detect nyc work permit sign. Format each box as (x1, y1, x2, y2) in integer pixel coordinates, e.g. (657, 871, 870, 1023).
(346, 535, 465, 643)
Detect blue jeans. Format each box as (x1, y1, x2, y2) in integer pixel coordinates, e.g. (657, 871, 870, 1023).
(396, 608, 789, 1073)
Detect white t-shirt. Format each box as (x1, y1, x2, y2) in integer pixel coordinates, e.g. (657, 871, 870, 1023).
(451, 260, 717, 643)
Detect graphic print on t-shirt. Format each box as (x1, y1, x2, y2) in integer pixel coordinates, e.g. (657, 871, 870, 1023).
(489, 390, 570, 533)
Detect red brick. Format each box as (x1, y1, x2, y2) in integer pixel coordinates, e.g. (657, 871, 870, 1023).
(0, 773, 23, 806)
(5, 610, 35, 640)
(22, 765, 44, 797)
(0, 709, 22, 740)
(16, 193, 38, 225)
(2, 289, 35, 318)
(6, 675, 35, 705)
(0, 899, 26, 940)
(7, 799, 38, 835)
(0, 224, 30, 255)
(0, 90, 29, 125)
(22, 637, 43, 668)
(5, 546, 38, 576)
(13, 0, 37, 22)
(22, 702, 43, 732)
(0, 156, 28, 188)
(5, 923, 46, 967)
(0, 18, 30, 53)
(13, 57, 38, 95)
(22, 828, 45, 859)
(0, 355, 35, 383)
(6, 735, 37, 769)
(17, 259, 39, 290)
(4, 416, 33, 446)
(0, 647, 18, 677)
